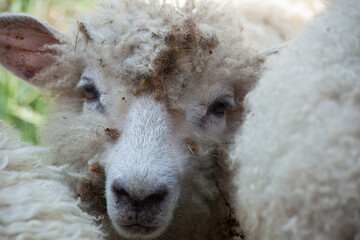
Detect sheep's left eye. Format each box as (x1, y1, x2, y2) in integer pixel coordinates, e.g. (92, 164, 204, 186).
(84, 82, 98, 99)
(210, 100, 228, 116)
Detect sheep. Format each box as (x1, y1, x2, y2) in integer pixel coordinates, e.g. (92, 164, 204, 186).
(235, 0, 325, 50)
(0, 0, 264, 239)
(231, 0, 360, 239)
(0, 120, 104, 240)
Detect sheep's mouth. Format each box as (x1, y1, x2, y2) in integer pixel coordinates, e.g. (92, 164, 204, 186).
(121, 224, 158, 235)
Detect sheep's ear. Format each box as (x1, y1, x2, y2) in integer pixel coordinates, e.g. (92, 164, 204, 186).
(0, 13, 61, 85)
(262, 43, 287, 56)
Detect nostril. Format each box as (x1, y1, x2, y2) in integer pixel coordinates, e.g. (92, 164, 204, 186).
(143, 187, 168, 206)
(112, 183, 132, 203)
(111, 182, 168, 211)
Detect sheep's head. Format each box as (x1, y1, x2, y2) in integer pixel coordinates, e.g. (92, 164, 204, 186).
(0, 1, 262, 239)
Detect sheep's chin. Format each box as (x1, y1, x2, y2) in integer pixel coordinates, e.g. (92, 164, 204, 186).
(111, 221, 170, 239)
(108, 207, 174, 239)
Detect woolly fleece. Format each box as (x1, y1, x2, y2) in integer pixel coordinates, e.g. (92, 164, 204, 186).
(231, 0, 360, 239)
(0, 120, 104, 240)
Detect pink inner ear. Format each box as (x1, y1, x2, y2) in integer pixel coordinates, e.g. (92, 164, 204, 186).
(0, 14, 60, 81)
(0, 47, 56, 79)
(1, 28, 59, 51)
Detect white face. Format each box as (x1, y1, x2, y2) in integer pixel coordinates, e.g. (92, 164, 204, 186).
(77, 66, 238, 238)
(104, 96, 183, 238)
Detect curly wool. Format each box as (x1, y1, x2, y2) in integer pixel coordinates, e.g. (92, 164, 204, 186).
(0, 120, 104, 240)
(38, 0, 258, 100)
(231, 0, 360, 239)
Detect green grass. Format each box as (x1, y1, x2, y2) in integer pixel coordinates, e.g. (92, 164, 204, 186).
(0, 0, 93, 144)
(0, 72, 48, 144)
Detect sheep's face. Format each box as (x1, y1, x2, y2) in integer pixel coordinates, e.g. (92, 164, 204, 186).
(77, 66, 243, 238)
(0, 2, 261, 238)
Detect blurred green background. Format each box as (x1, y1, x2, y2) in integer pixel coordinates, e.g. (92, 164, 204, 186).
(0, 0, 93, 144)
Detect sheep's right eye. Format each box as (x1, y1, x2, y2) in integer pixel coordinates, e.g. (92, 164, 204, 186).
(210, 100, 228, 116)
(84, 82, 98, 99)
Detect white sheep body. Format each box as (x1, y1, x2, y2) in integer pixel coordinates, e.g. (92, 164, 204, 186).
(231, 0, 360, 239)
(0, 120, 104, 240)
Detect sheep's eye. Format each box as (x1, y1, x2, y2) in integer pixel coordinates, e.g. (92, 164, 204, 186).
(84, 82, 98, 99)
(210, 100, 228, 116)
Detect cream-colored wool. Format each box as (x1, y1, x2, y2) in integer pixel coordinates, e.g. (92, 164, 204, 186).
(231, 0, 360, 239)
(0, 120, 104, 240)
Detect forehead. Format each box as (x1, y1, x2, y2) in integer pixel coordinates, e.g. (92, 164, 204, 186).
(61, 1, 259, 108)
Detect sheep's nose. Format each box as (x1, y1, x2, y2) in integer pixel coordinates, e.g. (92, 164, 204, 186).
(112, 184, 168, 213)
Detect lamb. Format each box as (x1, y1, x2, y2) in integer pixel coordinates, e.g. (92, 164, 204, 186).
(0, 0, 264, 239)
(231, 0, 360, 239)
(0, 120, 104, 240)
